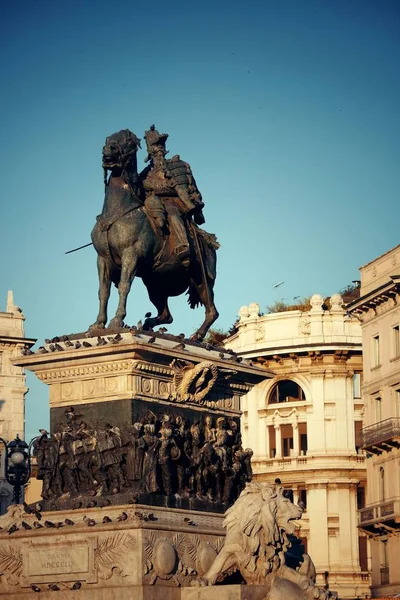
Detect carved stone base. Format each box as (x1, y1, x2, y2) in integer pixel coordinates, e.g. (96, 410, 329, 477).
(0, 503, 226, 596)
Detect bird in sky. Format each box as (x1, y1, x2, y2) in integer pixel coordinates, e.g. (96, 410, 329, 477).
(273, 281, 284, 288)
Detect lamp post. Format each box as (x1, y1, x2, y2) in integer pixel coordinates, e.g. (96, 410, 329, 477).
(0, 434, 33, 504)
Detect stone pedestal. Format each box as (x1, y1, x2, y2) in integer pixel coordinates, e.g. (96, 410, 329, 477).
(2, 330, 270, 597)
(15, 330, 269, 512)
(0, 502, 227, 597)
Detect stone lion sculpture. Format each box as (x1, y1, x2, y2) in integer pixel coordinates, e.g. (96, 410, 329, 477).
(193, 482, 332, 600)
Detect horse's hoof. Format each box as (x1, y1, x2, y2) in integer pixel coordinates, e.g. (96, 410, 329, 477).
(108, 317, 124, 330)
(87, 323, 105, 335)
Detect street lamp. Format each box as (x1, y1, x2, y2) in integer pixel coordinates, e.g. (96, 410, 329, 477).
(0, 434, 33, 504)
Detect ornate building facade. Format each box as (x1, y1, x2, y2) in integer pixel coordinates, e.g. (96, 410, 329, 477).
(225, 295, 370, 599)
(348, 245, 400, 597)
(0, 291, 35, 513)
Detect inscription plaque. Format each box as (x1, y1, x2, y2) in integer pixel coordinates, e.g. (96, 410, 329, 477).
(21, 538, 97, 586)
(28, 546, 88, 576)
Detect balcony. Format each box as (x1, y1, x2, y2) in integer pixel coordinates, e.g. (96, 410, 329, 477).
(362, 417, 400, 454)
(358, 496, 400, 535)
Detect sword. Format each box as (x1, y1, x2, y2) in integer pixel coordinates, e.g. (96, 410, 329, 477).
(65, 242, 93, 255)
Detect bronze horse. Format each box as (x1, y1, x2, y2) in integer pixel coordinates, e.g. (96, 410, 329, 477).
(89, 129, 219, 341)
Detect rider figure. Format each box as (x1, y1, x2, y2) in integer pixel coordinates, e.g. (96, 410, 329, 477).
(141, 125, 205, 267)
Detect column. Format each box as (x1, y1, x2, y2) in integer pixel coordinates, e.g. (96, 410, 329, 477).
(265, 424, 270, 458)
(293, 422, 300, 456)
(275, 425, 282, 458)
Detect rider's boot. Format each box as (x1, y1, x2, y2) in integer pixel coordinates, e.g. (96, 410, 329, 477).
(175, 244, 190, 268)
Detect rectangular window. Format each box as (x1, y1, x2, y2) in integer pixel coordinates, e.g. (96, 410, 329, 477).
(353, 373, 361, 398)
(373, 335, 380, 367)
(357, 486, 365, 509)
(358, 536, 368, 572)
(300, 434, 308, 454)
(298, 488, 307, 509)
(393, 325, 400, 358)
(355, 422, 363, 452)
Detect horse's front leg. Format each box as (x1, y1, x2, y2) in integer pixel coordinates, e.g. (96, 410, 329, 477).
(88, 256, 111, 333)
(109, 247, 138, 329)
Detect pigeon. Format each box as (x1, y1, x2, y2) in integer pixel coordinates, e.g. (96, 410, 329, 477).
(44, 520, 55, 528)
(64, 519, 74, 526)
(219, 352, 225, 359)
(97, 336, 107, 346)
(147, 336, 156, 344)
(205, 343, 212, 351)
(177, 333, 185, 340)
(49, 344, 56, 352)
(137, 320, 143, 329)
(75, 341, 82, 349)
(24, 502, 41, 519)
(102, 516, 112, 524)
(22, 348, 34, 355)
(48, 584, 60, 591)
(158, 327, 168, 333)
(45, 339, 51, 344)
(86, 500, 97, 508)
(33, 521, 43, 528)
(117, 511, 128, 522)
(65, 339, 74, 347)
(8, 524, 18, 535)
(31, 585, 41, 592)
(82, 341, 92, 348)
(38, 346, 48, 354)
(83, 516, 96, 526)
(174, 343, 185, 350)
(61, 335, 69, 341)
(21, 521, 32, 530)
(54, 343, 64, 351)
(71, 582, 82, 590)
(52, 337, 60, 343)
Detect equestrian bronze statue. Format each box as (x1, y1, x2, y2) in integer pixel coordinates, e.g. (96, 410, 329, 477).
(89, 126, 219, 341)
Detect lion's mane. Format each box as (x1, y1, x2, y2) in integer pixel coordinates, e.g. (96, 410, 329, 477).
(222, 482, 290, 580)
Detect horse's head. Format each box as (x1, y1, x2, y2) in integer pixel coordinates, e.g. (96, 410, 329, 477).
(102, 129, 141, 171)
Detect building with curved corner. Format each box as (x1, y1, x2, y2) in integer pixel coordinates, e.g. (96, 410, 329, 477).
(0, 291, 36, 513)
(347, 245, 400, 598)
(224, 294, 370, 599)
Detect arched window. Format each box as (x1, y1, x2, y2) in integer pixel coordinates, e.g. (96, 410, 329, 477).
(269, 380, 306, 404)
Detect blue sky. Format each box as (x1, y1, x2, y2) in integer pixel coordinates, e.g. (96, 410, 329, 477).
(1, 0, 399, 441)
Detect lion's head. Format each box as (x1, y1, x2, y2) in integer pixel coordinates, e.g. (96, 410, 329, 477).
(221, 482, 303, 582)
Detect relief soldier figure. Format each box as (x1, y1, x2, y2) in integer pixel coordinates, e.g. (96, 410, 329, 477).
(125, 422, 146, 483)
(158, 426, 181, 495)
(142, 422, 160, 494)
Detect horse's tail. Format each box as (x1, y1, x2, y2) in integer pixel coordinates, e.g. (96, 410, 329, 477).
(187, 225, 220, 308)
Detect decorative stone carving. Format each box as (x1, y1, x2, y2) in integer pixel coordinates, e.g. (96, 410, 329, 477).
(95, 532, 137, 580)
(248, 303, 260, 318)
(310, 294, 324, 312)
(298, 316, 311, 336)
(0, 543, 22, 586)
(255, 324, 265, 342)
(193, 482, 332, 599)
(238, 306, 250, 320)
(171, 360, 219, 403)
(329, 294, 343, 311)
(33, 407, 252, 510)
